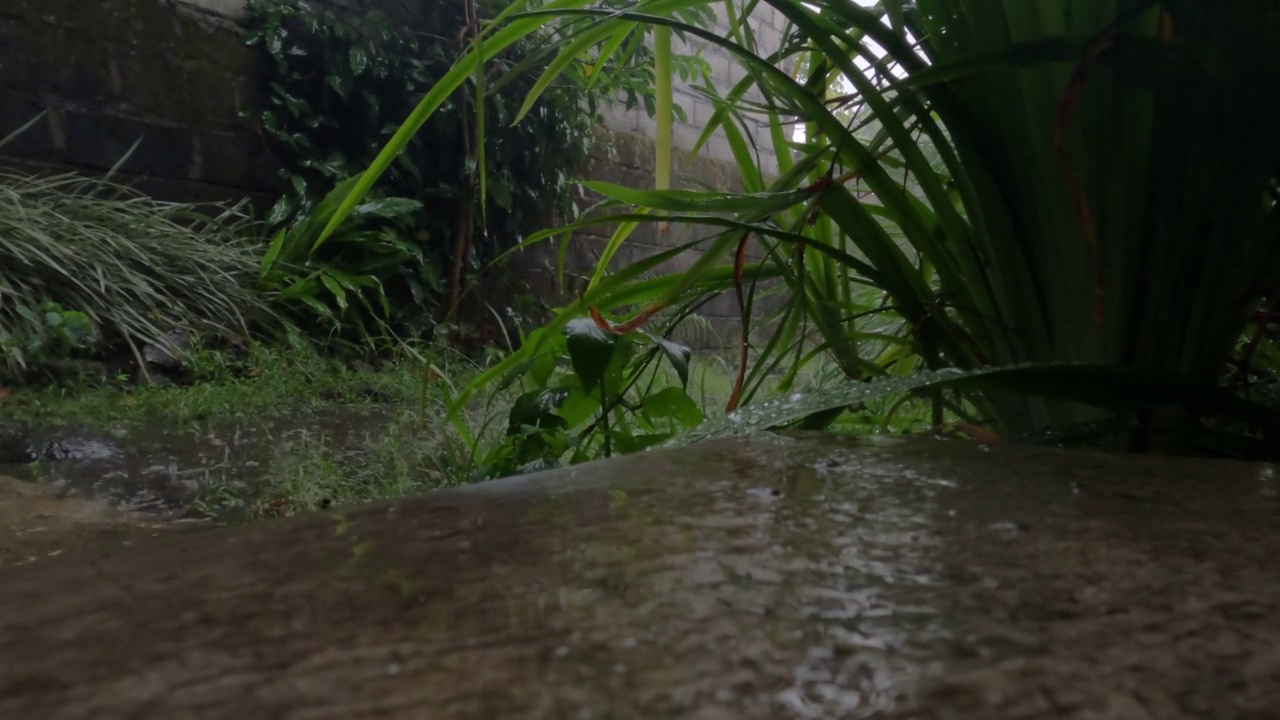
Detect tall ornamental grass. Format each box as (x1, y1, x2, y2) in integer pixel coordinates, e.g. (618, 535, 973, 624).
(0, 119, 269, 373)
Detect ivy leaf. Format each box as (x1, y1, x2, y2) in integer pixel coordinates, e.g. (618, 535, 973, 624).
(490, 180, 514, 212)
(350, 45, 370, 76)
(265, 195, 295, 227)
(564, 317, 615, 394)
(327, 73, 349, 100)
(267, 28, 283, 56)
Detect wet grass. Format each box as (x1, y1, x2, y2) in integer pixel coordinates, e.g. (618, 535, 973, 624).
(5, 337, 481, 522)
(4, 337, 457, 429)
(187, 408, 473, 522)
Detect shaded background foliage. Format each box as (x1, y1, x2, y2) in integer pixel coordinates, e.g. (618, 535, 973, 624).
(243, 0, 652, 337)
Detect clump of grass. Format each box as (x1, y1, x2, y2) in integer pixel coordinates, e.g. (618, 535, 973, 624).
(0, 123, 270, 374)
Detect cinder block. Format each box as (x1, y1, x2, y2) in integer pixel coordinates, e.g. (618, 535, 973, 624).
(176, 0, 247, 19)
(705, 133, 733, 164)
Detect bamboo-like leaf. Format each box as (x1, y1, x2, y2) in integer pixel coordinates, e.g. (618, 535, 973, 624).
(653, 24, 673, 194)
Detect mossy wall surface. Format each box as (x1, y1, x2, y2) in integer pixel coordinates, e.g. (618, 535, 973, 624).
(0, 0, 279, 202)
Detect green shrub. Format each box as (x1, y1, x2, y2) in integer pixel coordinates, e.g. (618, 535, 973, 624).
(256, 176, 427, 345)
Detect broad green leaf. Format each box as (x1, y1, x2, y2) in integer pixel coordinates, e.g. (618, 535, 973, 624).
(564, 317, 616, 393)
(642, 386, 705, 427)
(507, 388, 570, 433)
(349, 45, 369, 75)
(649, 334, 692, 388)
(319, 273, 348, 311)
(612, 431, 674, 454)
(558, 385, 600, 427)
(529, 343, 558, 387)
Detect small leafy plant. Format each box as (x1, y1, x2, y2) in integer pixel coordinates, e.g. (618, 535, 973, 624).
(256, 176, 431, 343)
(0, 302, 99, 374)
(467, 316, 703, 479)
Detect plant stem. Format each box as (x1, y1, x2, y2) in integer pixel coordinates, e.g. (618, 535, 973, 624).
(653, 25, 673, 231)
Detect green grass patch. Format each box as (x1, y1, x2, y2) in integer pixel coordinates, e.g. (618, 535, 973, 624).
(4, 337, 462, 429)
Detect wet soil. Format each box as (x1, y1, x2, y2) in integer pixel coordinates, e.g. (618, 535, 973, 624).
(0, 434, 1277, 719)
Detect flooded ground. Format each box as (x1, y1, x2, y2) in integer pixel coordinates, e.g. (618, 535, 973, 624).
(1, 433, 1277, 718)
(0, 406, 399, 513)
(0, 474, 189, 568)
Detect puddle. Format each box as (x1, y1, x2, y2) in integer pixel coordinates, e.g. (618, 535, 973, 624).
(0, 406, 399, 514)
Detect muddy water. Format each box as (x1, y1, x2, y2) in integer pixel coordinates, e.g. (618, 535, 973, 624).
(0, 474, 187, 568)
(0, 407, 394, 513)
(0, 434, 1277, 718)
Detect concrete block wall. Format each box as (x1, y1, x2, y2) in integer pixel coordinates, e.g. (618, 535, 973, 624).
(507, 124, 784, 350)
(600, 0, 789, 172)
(0, 0, 280, 203)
